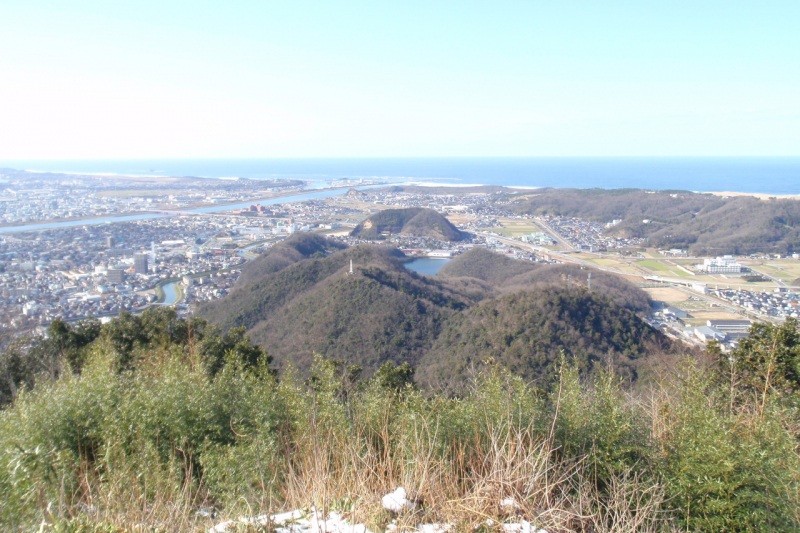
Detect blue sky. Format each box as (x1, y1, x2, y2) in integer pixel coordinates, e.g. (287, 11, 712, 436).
(0, 1, 798, 159)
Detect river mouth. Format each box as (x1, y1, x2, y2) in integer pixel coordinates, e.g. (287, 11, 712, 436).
(404, 257, 451, 276)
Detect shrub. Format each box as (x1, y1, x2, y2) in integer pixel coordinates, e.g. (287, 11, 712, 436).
(551, 362, 652, 492)
(659, 362, 800, 531)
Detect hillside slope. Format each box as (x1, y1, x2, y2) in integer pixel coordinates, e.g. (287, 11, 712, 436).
(236, 233, 347, 285)
(200, 242, 473, 375)
(438, 248, 652, 313)
(437, 247, 537, 285)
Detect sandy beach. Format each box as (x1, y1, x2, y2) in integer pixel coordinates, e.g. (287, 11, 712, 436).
(707, 190, 800, 200)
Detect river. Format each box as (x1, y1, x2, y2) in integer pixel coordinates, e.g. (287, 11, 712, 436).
(0, 186, 378, 234)
(160, 281, 181, 306)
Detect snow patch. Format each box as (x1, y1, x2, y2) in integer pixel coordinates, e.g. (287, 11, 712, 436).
(381, 487, 418, 513)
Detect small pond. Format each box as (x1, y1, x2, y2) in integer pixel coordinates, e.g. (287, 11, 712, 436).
(404, 257, 451, 276)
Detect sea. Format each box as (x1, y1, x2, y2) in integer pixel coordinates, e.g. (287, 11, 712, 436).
(3, 157, 800, 195)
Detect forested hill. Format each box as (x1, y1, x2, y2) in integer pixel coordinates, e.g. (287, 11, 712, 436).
(510, 188, 800, 255)
(236, 232, 347, 284)
(437, 246, 538, 285)
(417, 286, 669, 392)
(199, 239, 674, 387)
(199, 242, 475, 374)
(439, 247, 652, 314)
(350, 207, 467, 241)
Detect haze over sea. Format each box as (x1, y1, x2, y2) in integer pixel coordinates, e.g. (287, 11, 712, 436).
(6, 157, 800, 195)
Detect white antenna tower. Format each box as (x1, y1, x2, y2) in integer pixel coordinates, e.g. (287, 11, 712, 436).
(349, 259, 354, 275)
(587, 272, 592, 291)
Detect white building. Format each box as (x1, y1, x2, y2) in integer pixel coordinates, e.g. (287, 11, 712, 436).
(698, 255, 743, 274)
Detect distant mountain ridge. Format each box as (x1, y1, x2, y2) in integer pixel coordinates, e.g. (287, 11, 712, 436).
(350, 207, 467, 241)
(509, 188, 800, 255)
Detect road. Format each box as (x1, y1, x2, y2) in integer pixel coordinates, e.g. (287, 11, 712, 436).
(533, 216, 576, 252)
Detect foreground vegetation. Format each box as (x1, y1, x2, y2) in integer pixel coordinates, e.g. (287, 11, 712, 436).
(1, 309, 798, 531)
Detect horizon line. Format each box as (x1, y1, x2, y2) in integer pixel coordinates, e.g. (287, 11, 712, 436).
(4, 154, 800, 163)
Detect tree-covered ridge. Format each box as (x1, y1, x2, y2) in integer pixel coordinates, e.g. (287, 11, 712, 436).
(350, 207, 467, 241)
(437, 246, 537, 285)
(236, 232, 347, 285)
(0, 307, 269, 407)
(200, 243, 474, 377)
(510, 188, 800, 255)
(438, 248, 652, 314)
(200, 238, 673, 384)
(417, 286, 669, 393)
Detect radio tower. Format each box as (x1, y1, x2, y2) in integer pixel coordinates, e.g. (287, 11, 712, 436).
(349, 259, 354, 275)
(587, 272, 592, 291)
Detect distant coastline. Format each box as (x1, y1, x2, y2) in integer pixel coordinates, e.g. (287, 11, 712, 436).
(707, 190, 800, 200)
(3, 157, 800, 195)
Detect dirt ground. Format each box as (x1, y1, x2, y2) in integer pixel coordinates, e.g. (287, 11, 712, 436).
(644, 287, 690, 303)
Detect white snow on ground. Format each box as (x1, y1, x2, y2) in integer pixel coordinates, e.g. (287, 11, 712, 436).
(209, 488, 549, 533)
(210, 510, 546, 533)
(501, 520, 548, 533)
(209, 507, 372, 533)
(381, 487, 419, 513)
(499, 497, 520, 513)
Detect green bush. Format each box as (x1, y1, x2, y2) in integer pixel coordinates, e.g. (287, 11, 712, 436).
(661, 363, 800, 531)
(0, 357, 120, 526)
(551, 362, 651, 491)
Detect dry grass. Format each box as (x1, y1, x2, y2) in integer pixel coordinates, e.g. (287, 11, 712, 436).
(266, 412, 668, 533)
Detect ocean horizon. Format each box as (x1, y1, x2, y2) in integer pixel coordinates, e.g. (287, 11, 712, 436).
(3, 157, 799, 195)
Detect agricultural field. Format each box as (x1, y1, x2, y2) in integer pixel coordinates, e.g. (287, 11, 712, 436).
(586, 257, 625, 268)
(492, 218, 548, 237)
(637, 259, 672, 272)
(745, 259, 800, 286)
(686, 309, 746, 325)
